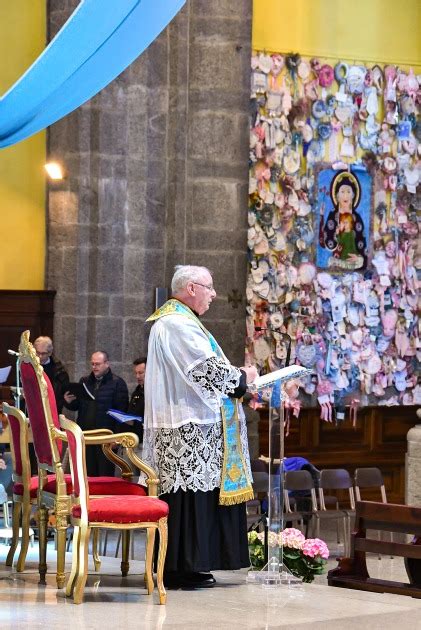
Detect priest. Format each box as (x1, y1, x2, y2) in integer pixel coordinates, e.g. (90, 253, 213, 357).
(142, 265, 257, 589)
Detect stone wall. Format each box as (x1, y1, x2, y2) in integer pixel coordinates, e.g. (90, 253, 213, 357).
(46, 0, 252, 387)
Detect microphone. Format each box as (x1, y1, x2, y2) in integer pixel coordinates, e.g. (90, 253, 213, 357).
(7, 349, 19, 356)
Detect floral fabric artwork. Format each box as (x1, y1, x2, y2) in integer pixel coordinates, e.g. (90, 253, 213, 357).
(248, 528, 329, 583)
(247, 51, 420, 411)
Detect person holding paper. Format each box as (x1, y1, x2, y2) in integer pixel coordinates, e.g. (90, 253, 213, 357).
(34, 336, 70, 413)
(64, 351, 129, 475)
(142, 265, 257, 589)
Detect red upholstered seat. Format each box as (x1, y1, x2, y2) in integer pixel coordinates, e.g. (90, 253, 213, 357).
(85, 478, 147, 497)
(14, 475, 147, 499)
(72, 496, 169, 524)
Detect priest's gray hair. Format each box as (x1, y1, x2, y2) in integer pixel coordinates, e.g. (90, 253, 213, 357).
(171, 265, 212, 294)
(34, 336, 54, 352)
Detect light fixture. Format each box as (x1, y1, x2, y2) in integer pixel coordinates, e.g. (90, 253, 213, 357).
(44, 162, 64, 180)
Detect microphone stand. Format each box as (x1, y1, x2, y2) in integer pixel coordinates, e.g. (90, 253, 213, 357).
(8, 350, 23, 411)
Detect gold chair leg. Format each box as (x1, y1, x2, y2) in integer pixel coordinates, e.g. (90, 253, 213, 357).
(92, 528, 101, 572)
(56, 521, 67, 588)
(145, 528, 155, 595)
(16, 499, 32, 572)
(6, 501, 22, 567)
(121, 530, 130, 577)
(66, 525, 81, 597)
(156, 518, 168, 605)
(38, 505, 48, 584)
(73, 525, 91, 605)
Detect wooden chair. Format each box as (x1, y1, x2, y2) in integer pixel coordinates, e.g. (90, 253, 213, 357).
(3, 403, 37, 571)
(17, 329, 159, 587)
(59, 415, 168, 604)
(328, 500, 421, 598)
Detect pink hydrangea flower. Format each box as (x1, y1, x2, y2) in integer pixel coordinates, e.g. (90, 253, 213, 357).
(302, 538, 329, 559)
(280, 528, 306, 549)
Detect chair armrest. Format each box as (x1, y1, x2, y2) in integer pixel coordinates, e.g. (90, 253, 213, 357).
(82, 428, 114, 436)
(83, 432, 139, 479)
(56, 418, 139, 479)
(124, 450, 160, 497)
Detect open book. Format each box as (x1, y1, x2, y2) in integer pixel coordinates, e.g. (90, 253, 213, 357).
(107, 409, 143, 424)
(249, 365, 310, 391)
(67, 382, 95, 401)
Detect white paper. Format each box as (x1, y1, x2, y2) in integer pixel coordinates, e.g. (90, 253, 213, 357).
(249, 365, 309, 390)
(0, 365, 11, 384)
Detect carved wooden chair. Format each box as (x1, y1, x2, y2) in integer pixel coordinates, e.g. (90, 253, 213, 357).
(59, 415, 168, 604)
(17, 330, 159, 588)
(2, 403, 37, 571)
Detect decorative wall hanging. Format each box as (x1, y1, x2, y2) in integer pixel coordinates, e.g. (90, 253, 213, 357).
(316, 166, 371, 271)
(247, 51, 420, 414)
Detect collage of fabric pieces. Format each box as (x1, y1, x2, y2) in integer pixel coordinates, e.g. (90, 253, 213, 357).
(246, 51, 420, 422)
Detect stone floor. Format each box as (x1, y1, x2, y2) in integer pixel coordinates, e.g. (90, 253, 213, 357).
(1, 526, 421, 629)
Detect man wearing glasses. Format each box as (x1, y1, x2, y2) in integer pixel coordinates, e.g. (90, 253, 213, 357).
(142, 265, 257, 589)
(64, 350, 129, 475)
(34, 336, 70, 413)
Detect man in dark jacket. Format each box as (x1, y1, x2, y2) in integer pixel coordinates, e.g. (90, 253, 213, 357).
(64, 350, 129, 475)
(34, 336, 70, 413)
(127, 356, 146, 445)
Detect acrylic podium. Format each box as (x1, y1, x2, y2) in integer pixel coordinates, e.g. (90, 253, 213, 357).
(246, 365, 309, 589)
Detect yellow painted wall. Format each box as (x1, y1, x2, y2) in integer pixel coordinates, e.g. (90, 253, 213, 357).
(253, 0, 421, 67)
(0, 2, 46, 289)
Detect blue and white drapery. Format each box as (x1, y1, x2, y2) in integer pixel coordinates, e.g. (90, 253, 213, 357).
(0, 0, 185, 148)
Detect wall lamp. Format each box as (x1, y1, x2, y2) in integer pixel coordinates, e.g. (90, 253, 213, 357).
(44, 161, 64, 180)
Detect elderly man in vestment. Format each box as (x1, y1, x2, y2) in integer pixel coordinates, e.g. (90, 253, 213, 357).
(142, 265, 257, 589)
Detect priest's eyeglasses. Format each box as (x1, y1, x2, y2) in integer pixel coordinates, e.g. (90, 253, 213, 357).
(192, 282, 214, 291)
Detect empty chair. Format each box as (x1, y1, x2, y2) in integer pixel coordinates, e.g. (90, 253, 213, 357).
(251, 459, 269, 495)
(317, 469, 355, 556)
(59, 415, 168, 605)
(283, 470, 317, 536)
(246, 498, 263, 531)
(354, 467, 387, 503)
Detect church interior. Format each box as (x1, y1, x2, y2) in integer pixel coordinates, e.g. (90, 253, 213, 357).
(0, 1, 420, 628)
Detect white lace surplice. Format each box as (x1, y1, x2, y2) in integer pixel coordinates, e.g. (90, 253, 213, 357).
(141, 314, 250, 493)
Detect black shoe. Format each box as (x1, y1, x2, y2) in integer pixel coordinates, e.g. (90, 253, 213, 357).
(185, 572, 215, 584)
(164, 572, 215, 590)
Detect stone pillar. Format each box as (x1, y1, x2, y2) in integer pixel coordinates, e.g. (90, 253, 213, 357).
(406, 422, 421, 506)
(46, 1, 252, 386)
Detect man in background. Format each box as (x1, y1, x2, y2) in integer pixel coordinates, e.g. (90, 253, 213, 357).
(64, 351, 129, 475)
(34, 336, 69, 413)
(127, 356, 147, 445)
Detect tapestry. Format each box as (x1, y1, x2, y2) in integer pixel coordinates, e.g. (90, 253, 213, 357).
(247, 53, 420, 414)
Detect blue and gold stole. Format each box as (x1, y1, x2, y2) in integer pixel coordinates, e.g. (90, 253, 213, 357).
(147, 299, 254, 505)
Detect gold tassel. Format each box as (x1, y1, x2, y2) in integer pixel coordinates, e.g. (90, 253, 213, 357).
(219, 487, 254, 506)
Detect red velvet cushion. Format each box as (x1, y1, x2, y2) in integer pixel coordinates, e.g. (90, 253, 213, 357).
(20, 363, 62, 465)
(14, 475, 147, 499)
(7, 413, 23, 476)
(72, 496, 169, 524)
(13, 474, 57, 498)
(86, 478, 147, 497)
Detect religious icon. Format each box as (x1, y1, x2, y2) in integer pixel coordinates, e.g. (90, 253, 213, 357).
(316, 167, 371, 271)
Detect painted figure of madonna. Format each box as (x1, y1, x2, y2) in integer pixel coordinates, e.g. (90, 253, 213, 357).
(317, 169, 368, 271)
